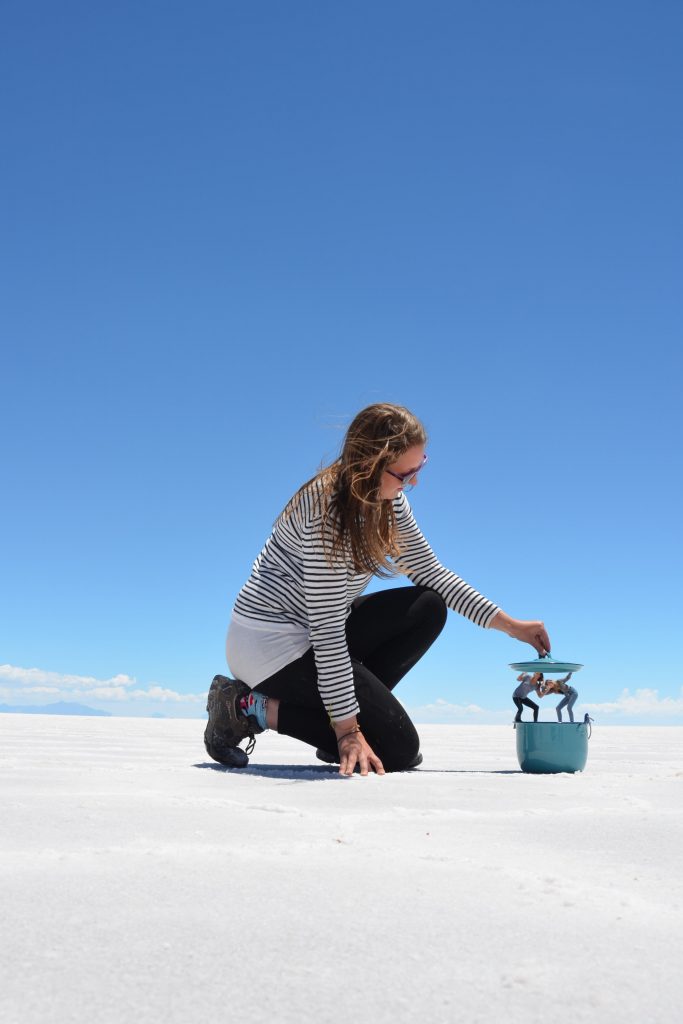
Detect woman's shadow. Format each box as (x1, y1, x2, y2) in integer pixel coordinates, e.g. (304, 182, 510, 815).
(194, 761, 521, 779)
(194, 761, 340, 781)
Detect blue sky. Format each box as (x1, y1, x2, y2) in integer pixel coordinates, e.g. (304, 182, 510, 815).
(2, 1, 681, 724)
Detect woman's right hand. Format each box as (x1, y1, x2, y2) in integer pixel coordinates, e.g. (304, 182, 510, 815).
(335, 725, 385, 777)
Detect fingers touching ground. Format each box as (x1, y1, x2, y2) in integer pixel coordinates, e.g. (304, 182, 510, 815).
(337, 732, 385, 777)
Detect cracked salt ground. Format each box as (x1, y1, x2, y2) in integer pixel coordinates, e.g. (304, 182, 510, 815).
(1, 716, 682, 1024)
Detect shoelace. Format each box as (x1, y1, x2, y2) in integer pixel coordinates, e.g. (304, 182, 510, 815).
(236, 690, 259, 756)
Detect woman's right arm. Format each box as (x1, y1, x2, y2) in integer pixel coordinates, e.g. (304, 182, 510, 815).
(333, 718, 385, 777)
(301, 519, 359, 724)
(301, 517, 383, 775)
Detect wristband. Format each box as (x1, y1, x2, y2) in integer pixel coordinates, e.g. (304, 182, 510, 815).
(336, 724, 362, 744)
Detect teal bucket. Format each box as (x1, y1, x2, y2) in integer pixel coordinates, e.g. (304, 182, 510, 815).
(515, 721, 590, 774)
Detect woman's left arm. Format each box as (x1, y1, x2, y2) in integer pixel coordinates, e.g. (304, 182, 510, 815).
(488, 610, 551, 657)
(393, 495, 500, 629)
(393, 495, 550, 655)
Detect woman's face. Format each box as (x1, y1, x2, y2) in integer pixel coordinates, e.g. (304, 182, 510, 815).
(379, 444, 427, 501)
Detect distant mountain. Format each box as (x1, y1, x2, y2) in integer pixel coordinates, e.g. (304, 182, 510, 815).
(0, 701, 112, 717)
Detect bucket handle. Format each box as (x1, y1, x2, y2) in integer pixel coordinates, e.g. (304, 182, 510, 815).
(583, 713, 594, 739)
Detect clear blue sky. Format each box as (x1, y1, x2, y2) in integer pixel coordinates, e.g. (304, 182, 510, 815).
(2, 1, 681, 724)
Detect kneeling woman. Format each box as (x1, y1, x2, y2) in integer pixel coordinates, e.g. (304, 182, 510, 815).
(206, 403, 551, 775)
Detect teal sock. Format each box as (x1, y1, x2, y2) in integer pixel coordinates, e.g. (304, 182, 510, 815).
(240, 690, 269, 731)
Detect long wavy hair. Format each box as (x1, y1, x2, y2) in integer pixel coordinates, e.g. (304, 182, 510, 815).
(284, 403, 427, 576)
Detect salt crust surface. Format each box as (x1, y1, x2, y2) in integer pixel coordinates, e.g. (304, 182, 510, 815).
(1, 716, 681, 1024)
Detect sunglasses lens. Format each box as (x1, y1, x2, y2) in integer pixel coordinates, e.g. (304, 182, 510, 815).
(406, 455, 427, 481)
(388, 454, 427, 485)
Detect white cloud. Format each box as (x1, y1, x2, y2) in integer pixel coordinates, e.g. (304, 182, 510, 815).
(4, 663, 682, 723)
(416, 698, 488, 716)
(583, 687, 683, 718)
(0, 664, 204, 706)
(0, 664, 136, 690)
(409, 688, 683, 724)
(408, 698, 511, 724)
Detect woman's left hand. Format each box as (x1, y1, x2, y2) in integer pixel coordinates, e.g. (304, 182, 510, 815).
(512, 619, 551, 655)
(490, 612, 550, 656)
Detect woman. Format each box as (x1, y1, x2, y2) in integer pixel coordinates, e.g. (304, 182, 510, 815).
(545, 673, 578, 722)
(205, 403, 551, 775)
(512, 672, 544, 722)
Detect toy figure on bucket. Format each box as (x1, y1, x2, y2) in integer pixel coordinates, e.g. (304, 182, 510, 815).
(512, 671, 545, 722)
(509, 654, 589, 773)
(542, 673, 578, 722)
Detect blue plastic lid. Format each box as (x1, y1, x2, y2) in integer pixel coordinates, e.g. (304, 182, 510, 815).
(509, 653, 583, 673)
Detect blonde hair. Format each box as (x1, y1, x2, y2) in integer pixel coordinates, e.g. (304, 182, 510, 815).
(285, 403, 427, 575)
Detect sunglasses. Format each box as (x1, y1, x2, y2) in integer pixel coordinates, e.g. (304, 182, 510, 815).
(385, 453, 428, 484)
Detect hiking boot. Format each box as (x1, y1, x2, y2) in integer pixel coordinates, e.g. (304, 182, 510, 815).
(204, 674, 263, 767)
(206, 738, 250, 769)
(315, 748, 423, 770)
(315, 748, 338, 766)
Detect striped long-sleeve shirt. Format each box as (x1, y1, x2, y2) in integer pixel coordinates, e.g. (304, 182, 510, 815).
(231, 482, 499, 722)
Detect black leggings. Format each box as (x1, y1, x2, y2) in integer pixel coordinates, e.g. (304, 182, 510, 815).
(254, 586, 447, 771)
(513, 697, 538, 722)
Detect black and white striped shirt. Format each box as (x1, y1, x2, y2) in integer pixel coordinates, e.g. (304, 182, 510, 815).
(231, 481, 499, 722)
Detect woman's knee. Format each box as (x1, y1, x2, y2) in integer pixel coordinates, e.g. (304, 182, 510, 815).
(378, 722, 421, 773)
(363, 704, 420, 772)
(412, 587, 448, 633)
